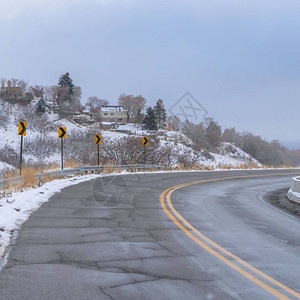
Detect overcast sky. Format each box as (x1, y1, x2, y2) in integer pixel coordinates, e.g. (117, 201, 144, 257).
(1, 0, 300, 148)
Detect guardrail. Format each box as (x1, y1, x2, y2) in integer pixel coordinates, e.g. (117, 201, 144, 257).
(287, 176, 300, 204)
(0, 164, 166, 190)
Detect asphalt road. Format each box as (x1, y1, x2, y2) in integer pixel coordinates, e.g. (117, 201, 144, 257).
(0, 169, 300, 300)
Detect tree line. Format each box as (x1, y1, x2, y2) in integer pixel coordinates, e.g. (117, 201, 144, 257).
(0, 73, 167, 130)
(168, 116, 300, 167)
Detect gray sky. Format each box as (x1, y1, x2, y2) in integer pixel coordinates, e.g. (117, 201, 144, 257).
(1, 0, 300, 148)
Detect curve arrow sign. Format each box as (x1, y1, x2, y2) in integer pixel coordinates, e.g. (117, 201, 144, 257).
(142, 137, 149, 146)
(18, 122, 27, 136)
(58, 127, 67, 138)
(95, 135, 102, 144)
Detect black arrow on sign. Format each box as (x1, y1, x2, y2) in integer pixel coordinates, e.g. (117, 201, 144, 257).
(19, 122, 26, 135)
(143, 137, 148, 145)
(59, 127, 66, 138)
(96, 135, 101, 144)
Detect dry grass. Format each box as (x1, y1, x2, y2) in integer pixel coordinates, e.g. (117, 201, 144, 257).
(173, 164, 215, 171)
(39, 174, 65, 184)
(170, 162, 264, 171)
(2, 167, 40, 190)
(64, 160, 79, 169)
(39, 162, 60, 173)
(177, 163, 185, 171)
(1, 163, 61, 192)
(235, 162, 261, 169)
(103, 162, 114, 173)
(188, 164, 214, 171)
(17, 162, 63, 188)
(22, 167, 39, 188)
(263, 164, 299, 169)
(215, 162, 261, 170)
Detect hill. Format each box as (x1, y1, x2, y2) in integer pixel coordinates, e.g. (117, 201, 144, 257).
(0, 100, 260, 176)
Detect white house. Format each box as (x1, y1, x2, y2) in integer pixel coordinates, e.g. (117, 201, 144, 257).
(100, 106, 128, 124)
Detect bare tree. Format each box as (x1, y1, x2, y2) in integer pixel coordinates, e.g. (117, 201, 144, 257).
(0, 78, 6, 88)
(182, 120, 208, 149)
(43, 85, 60, 103)
(17, 79, 28, 94)
(205, 120, 222, 147)
(118, 94, 146, 122)
(0, 99, 9, 126)
(167, 115, 181, 131)
(11, 78, 18, 87)
(31, 85, 44, 97)
(221, 127, 237, 143)
(86, 96, 109, 121)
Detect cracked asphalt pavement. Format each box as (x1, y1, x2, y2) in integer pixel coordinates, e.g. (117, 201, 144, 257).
(0, 170, 299, 299)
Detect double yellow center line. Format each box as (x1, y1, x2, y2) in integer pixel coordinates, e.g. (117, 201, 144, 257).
(160, 173, 300, 299)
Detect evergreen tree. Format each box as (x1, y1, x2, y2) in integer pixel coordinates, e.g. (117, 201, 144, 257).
(58, 72, 74, 94)
(56, 72, 80, 116)
(154, 99, 167, 129)
(143, 107, 158, 130)
(36, 95, 46, 113)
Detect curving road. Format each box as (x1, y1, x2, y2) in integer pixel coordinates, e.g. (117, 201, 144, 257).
(0, 170, 299, 299)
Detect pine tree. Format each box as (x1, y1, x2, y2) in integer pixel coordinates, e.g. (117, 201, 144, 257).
(154, 99, 167, 129)
(56, 72, 76, 116)
(36, 95, 46, 113)
(143, 107, 158, 130)
(58, 72, 74, 94)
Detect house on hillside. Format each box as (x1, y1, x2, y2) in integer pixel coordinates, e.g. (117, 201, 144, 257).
(0, 80, 33, 104)
(5, 80, 22, 96)
(100, 106, 128, 128)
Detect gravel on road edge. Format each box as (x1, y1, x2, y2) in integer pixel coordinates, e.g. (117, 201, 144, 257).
(264, 188, 300, 219)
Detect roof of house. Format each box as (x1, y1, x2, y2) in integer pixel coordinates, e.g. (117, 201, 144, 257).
(101, 121, 116, 125)
(101, 105, 125, 112)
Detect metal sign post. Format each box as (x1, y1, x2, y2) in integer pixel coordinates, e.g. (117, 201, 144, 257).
(142, 137, 149, 164)
(18, 122, 27, 175)
(20, 136, 23, 176)
(95, 135, 102, 166)
(58, 127, 67, 170)
(61, 138, 64, 170)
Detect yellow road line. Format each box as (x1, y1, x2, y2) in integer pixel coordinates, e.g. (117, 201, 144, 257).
(160, 172, 300, 300)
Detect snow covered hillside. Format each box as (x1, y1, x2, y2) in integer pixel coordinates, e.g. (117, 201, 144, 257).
(101, 124, 261, 168)
(0, 100, 79, 174)
(0, 100, 260, 177)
